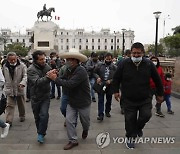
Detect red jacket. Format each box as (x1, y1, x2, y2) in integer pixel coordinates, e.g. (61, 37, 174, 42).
(164, 79, 172, 95)
(150, 66, 165, 89)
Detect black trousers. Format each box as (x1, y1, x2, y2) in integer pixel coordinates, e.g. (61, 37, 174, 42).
(124, 98, 152, 138)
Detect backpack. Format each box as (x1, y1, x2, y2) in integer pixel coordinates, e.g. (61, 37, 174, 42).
(0, 93, 7, 115)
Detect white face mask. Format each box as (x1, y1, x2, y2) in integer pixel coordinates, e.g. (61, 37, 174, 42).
(131, 56, 142, 63)
(52, 57, 57, 61)
(10, 62, 17, 66)
(153, 62, 157, 66)
(29, 60, 33, 63)
(166, 78, 171, 81)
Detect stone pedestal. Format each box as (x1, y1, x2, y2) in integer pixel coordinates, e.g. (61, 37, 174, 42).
(32, 21, 59, 55)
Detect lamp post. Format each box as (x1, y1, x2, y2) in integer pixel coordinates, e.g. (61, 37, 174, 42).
(114, 31, 117, 57)
(163, 15, 170, 38)
(121, 28, 126, 56)
(153, 11, 161, 57)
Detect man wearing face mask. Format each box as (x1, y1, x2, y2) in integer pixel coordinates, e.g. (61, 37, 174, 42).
(85, 52, 100, 102)
(2, 52, 27, 127)
(113, 42, 164, 149)
(94, 52, 117, 121)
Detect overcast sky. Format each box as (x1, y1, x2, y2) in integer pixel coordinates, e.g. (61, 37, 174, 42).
(0, 0, 179, 44)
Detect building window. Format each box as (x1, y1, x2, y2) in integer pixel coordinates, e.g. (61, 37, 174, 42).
(38, 41, 49, 47)
(98, 46, 100, 50)
(117, 46, 119, 49)
(98, 39, 100, 43)
(61, 46, 63, 50)
(105, 45, 107, 50)
(67, 39, 69, 43)
(61, 32, 63, 35)
(61, 39, 63, 43)
(105, 39, 107, 43)
(111, 46, 113, 50)
(10, 39, 13, 43)
(66, 45, 69, 50)
(2, 32, 7, 35)
(111, 39, 113, 43)
(117, 39, 119, 43)
(23, 39, 25, 43)
(92, 46, 94, 50)
(67, 32, 69, 35)
(17, 39, 19, 43)
(86, 45, 88, 50)
(92, 39, 94, 43)
(79, 45, 81, 50)
(86, 39, 88, 43)
(79, 39, 81, 43)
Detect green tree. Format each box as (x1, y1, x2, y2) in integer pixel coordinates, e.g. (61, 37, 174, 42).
(3, 42, 29, 57)
(147, 44, 165, 56)
(172, 25, 180, 35)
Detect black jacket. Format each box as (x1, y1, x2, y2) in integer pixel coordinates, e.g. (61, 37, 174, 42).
(27, 63, 51, 101)
(55, 65, 91, 108)
(113, 57, 164, 102)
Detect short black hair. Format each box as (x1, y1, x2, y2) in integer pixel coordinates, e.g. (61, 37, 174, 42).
(131, 42, 144, 52)
(32, 50, 45, 61)
(165, 73, 172, 79)
(105, 52, 113, 58)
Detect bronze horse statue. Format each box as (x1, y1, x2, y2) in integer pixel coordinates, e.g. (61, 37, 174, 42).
(37, 7, 55, 21)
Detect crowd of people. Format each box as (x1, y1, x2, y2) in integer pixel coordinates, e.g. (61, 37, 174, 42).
(0, 42, 174, 150)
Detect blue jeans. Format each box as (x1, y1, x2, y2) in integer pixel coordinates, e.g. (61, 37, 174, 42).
(0, 119, 6, 128)
(51, 81, 61, 97)
(164, 94, 171, 111)
(89, 78, 95, 99)
(31, 99, 50, 136)
(60, 93, 69, 117)
(97, 92, 112, 117)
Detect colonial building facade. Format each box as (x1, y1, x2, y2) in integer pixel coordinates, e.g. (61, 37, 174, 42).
(0, 23, 134, 55)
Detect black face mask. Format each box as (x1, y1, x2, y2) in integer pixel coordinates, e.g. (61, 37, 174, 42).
(93, 59, 98, 62)
(105, 61, 111, 65)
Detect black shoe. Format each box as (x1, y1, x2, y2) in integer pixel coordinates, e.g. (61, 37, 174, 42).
(82, 130, 88, 139)
(155, 111, 165, 117)
(126, 141, 135, 149)
(50, 96, 55, 99)
(97, 116, 103, 121)
(92, 98, 96, 102)
(20, 117, 25, 122)
(105, 113, 111, 117)
(137, 130, 143, 137)
(167, 110, 174, 114)
(64, 142, 79, 150)
(121, 109, 124, 115)
(56, 96, 60, 100)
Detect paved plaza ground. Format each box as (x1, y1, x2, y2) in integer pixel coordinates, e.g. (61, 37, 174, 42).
(0, 94, 180, 154)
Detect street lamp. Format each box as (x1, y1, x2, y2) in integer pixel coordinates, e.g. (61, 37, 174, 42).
(114, 31, 117, 57)
(163, 15, 170, 38)
(121, 28, 126, 56)
(153, 11, 161, 56)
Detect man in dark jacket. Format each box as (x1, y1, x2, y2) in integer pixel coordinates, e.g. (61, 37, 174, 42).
(94, 52, 117, 121)
(27, 50, 51, 144)
(113, 42, 164, 149)
(47, 48, 91, 150)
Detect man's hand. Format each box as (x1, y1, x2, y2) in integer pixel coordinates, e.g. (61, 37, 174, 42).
(46, 69, 57, 81)
(114, 93, 121, 102)
(156, 96, 164, 103)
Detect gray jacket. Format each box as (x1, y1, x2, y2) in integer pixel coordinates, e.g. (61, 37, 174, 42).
(27, 63, 51, 101)
(2, 61, 27, 96)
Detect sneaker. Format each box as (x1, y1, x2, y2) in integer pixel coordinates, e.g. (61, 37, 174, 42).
(92, 98, 96, 102)
(6, 121, 12, 127)
(26, 98, 30, 102)
(37, 134, 44, 144)
(105, 112, 111, 117)
(155, 111, 165, 117)
(1, 123, 10, 138)
(167, 110, 174, 114)
(126, 141, 135, 149)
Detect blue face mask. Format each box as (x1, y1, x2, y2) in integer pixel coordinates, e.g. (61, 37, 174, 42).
(131, 56, 142, 63)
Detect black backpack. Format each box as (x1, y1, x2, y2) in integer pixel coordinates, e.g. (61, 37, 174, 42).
(0, 94, 7, 115)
